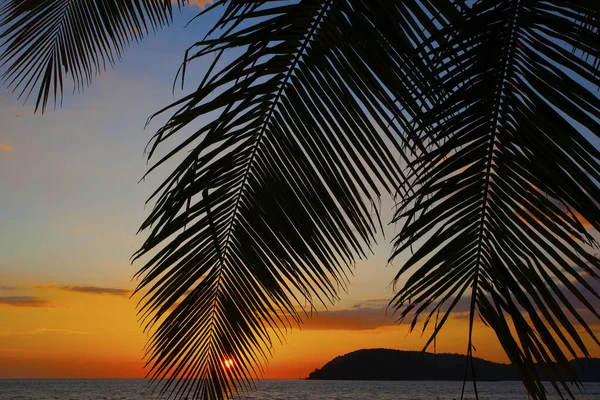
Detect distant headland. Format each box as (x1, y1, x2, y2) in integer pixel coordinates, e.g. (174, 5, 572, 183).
(306, 348, 600, 382)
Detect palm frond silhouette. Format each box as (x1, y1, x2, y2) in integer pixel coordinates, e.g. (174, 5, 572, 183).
(2, 1, 599, 399)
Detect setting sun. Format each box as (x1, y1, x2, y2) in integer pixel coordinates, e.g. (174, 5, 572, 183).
(222, 358, 235, 370)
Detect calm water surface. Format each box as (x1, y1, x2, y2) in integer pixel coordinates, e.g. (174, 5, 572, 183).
(0, 379, 599, 400)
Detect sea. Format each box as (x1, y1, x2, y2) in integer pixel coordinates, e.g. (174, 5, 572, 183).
(0, 379, 599, 400)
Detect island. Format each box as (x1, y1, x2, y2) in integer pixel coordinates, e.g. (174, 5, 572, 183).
(306, 348, 600, 382)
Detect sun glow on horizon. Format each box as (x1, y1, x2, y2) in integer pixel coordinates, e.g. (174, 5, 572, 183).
(222, 358, 235, 370)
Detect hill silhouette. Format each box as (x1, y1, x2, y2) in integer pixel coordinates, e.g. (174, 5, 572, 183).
(307, 349, 600, 382)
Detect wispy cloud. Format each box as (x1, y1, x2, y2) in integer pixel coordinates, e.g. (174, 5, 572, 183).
(0, 286, 17, 291)
(39, 285, 131, 297)
(171, 0, 212, 8)
(0, 328, 91, 337)
(0, 296, 51, 308)
(301, 297, 477, 331)
(301, 307, 397, 331)
(0, 143, 13, 152)
(186, 0, 213, 8)
(352, 298, 391, 309)
(258, 296, 475, 331)
(563, 274, 600, 325)
(27, 328, 90, 335)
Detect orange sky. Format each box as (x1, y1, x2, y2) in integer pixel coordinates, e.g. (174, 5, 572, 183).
(0, 286, 481, 379)
(1, 283, 598, 379)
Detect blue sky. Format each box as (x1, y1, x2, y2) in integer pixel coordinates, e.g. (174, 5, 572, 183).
(1, 5, 208, 284)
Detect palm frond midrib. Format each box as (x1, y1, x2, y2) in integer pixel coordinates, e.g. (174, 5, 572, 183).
(216, 0, 333, 261)
(468, 0, 524, 302)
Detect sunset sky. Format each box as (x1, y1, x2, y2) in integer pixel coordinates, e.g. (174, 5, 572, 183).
(1, 2, 599, 380)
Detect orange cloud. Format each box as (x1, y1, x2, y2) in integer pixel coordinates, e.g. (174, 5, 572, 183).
(188, 0, 213, 6)
(40, 285, 131, 297)
(173, 0, 213, 8)
(254, 296, 475, 332)
(351, 298, 390, 309)
(301, 307, 396, 331)
(0, 296, 51, 308)
(0, 143, 13, 152)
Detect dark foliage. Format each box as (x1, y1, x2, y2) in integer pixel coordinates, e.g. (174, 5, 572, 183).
(1, 1, 599, 399)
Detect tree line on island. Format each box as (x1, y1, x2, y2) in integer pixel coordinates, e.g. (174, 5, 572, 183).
(307, 349, 600, 382)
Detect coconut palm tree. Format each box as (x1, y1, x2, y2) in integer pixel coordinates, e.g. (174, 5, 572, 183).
(2, 0, 600, 399)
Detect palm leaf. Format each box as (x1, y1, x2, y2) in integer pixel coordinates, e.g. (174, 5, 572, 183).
(3, 0, 600, 399)
(0, 0, 191, 112)
(391, 1, 600, 399)
(132, 0, 456, 398)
